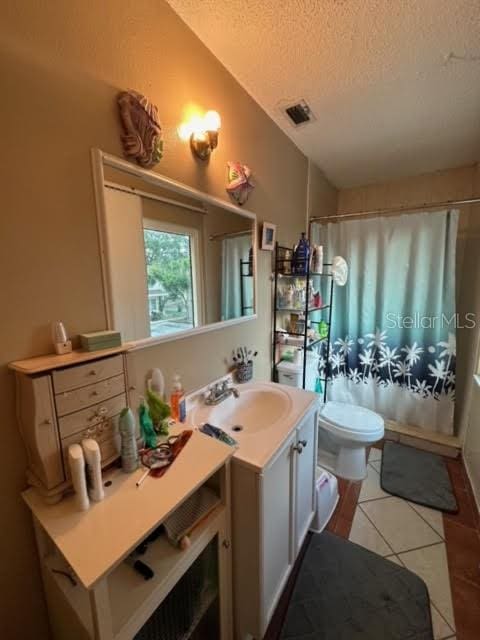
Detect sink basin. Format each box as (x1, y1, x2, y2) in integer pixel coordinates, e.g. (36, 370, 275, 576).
(189, 384, 292, 435)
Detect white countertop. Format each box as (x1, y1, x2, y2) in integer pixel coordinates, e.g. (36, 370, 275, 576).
(23, 427, 233, 589)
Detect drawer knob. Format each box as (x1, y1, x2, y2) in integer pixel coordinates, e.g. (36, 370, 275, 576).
(90, 390, 99, 397)
(42, 418, 53, 426)
(293, 444, 303, 454)
(88, 370, 97, 376)
(299, 439, 307, 447)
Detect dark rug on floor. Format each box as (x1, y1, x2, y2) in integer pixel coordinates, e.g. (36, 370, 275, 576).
(280, 531, 433, 640)
(381, 441, 458, 513)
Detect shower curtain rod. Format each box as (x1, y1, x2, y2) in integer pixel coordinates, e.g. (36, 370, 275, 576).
(104, 180, 207, 215)
(310, 195, 480, 223)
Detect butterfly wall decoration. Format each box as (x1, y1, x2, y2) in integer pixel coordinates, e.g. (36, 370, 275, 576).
(226, 161, 255, 205)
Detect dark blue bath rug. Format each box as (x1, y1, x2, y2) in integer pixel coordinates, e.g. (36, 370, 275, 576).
(280, 531, 433, 640)
(381, 440, 458, 513)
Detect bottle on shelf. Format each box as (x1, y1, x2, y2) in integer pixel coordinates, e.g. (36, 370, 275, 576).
(292, 232, 310, 275)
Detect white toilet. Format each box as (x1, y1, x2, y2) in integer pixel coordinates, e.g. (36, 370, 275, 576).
(317, 401, 384, 481)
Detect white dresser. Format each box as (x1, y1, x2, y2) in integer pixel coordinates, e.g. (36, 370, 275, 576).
(10, 347, 130, 503)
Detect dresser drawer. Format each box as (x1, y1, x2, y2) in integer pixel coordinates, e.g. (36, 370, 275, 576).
(57, 393, 126, 439)
(55, 374, 125, 417)
(52, 354, 124, 393)
(61, 426, 120, 478)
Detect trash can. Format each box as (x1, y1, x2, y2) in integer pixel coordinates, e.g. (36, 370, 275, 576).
(310, 467, 339, 533)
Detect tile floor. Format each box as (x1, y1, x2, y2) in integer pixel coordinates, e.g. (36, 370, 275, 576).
(265, 442, 480, 640)
(349, 448, 455, 639)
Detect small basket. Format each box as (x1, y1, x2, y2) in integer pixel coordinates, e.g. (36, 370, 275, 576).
(235, 362, 253, 383)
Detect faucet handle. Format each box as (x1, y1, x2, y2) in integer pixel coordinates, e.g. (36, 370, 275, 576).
(204, 387, 214, 401)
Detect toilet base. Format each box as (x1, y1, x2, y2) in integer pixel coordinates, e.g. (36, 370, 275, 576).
(318, 445, 368, 482)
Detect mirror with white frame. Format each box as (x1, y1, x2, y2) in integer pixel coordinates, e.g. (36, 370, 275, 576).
(92, 150, 257, 345)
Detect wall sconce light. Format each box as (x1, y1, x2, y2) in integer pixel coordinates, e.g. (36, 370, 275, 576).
(178, 110, 221, 160)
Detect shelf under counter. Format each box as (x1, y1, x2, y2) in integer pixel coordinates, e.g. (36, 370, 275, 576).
(109, 504, 225, 640)
(41, 503, 226, 640)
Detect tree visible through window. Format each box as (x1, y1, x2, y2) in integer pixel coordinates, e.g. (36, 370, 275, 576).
(143, 228, 195, 337)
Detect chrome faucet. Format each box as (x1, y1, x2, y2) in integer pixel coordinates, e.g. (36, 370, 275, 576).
(204, 379, 240, 405)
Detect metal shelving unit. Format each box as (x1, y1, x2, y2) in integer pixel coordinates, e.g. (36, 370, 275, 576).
(239, 258, 254, 316)
(272, 242, 334, 402)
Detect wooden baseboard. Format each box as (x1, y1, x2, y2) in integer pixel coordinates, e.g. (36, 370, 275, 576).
(383, 419, 461, 459)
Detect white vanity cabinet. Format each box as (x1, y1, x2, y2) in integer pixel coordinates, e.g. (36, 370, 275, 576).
(293, 413, 317, 556)
(232, 404, 318, 640)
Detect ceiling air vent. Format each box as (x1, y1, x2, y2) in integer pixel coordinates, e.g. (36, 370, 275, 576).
(284, 100, 313, 126)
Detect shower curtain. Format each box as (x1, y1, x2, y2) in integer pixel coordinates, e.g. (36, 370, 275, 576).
(221, 235, 252, 320)
(311, 210, 459, 435)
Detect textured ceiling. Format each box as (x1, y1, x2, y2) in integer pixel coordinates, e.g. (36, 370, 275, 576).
(167, 0, 480, 188)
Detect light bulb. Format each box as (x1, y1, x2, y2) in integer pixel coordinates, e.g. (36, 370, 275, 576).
(203, 110, 221, 132)
(177, 122, 192, 141)
(190, 114, 205, 136)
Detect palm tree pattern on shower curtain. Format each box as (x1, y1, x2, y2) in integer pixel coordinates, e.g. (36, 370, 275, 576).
(321, 330, 456, 401)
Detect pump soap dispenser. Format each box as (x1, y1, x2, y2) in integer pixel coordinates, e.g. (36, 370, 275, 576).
(170, 374, 184, 422)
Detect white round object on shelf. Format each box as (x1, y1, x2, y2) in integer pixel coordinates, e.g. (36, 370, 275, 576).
(332, 256, 348, 286)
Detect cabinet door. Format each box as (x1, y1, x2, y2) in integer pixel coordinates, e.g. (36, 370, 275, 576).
(293, 410, 317, 555)
(260, 432, 295, 633)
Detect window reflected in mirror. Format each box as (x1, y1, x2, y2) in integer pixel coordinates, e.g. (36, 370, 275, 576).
(144, 224, 197, 337)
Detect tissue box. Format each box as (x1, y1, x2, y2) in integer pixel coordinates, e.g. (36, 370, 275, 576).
(80, 330, 122, 352)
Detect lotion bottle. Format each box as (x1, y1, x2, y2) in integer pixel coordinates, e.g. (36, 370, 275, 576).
(119, 408, 138, 473)
(81, 439, 105, 502)
(170, 374, 184, 422)
(148, 368, 165, 400)
(68, 444, 90, 511)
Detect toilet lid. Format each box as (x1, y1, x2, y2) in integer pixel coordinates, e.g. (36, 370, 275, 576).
(320, 401, 384, 435)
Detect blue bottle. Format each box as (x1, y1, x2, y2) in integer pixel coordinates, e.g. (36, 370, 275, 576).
(293, 232, 310, 275)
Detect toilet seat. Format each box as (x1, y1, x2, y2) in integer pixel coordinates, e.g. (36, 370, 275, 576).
(319, 401, 384, 442)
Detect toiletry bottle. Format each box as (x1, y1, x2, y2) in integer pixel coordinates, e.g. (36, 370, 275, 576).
(170, 374, 184, 422)
(81, 439, 105, 502)
(313, 244, 323, 274)
(68, 444, 90, 511)
(293, 232, 310, 275)
(119, 408, 139, 473)
(148, 368, 165, 400)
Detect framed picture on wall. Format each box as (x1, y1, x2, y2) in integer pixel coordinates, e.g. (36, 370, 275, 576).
(261, 222, 276, 251)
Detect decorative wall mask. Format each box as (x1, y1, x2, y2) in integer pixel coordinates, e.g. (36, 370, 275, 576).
(226, 162, 255, 206)
(117, 90, 163, 168)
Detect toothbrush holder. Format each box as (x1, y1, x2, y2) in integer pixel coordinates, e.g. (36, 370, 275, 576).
(235, 361, 253, 383)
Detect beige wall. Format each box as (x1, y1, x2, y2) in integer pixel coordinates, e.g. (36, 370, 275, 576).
(307, 161, 338, 224)
(336, 165, 480, 438)
(0, 1, 336, 637)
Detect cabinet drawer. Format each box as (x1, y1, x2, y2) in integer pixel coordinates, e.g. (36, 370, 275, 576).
(55, 374, 125, 417)
(52, 355, 124, 393)
(58, 393, 126, 439)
